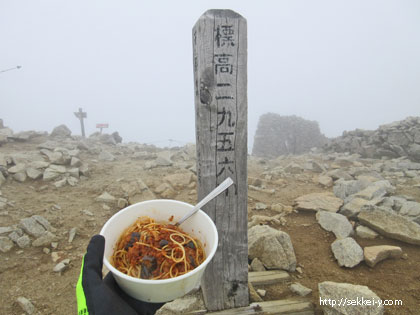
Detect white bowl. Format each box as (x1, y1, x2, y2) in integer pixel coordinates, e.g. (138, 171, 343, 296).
(100, 199, 218, 302)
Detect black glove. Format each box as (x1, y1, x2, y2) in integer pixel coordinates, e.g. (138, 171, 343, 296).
(76, 234, 164, 315)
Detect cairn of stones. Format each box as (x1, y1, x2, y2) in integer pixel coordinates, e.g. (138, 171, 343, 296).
(252, 113, 327, 158)
(324, 116, 420, 162)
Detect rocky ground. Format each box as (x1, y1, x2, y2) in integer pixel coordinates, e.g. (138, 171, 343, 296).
(1, 127, 420, 314)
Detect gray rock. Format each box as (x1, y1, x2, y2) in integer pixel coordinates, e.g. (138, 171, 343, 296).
(0, 172, 5, 186)
(20, 217, 46, 237)
(356, 225, 378, 239)
(17, 296, 36, 315)
(0, 236, 14, 252)
(79, 164, 90, 176)
(318, 175, 333, 187)
(340, 197, 369, 218)
(53, 259, 70, 272)
(67, 167, 80, 178)
(8, 230, 23, 242)
(67, 176, 79, 186)
(379, 196, 407, 212)
(399, 201, 420, 224)
(155, 291, 205, 315)
(98, 150, 116, 161)
(358, 207, 420, 245)
(333, 179, 370, 199)
(364, 245, 402, 267)
(54, 178, 67, 188)
(294, 192, 343, 213)
(43, 165, 66, 181)
(13, 172, 27, 182)
(96, 192, 116, 203)
(29, 160, 50, 169)
(248, 225, 296, 271)
(163, 172, 193, 189)
(26, 168, 43, 180)
(0, 226, 13, 235)
(250, 258, 266, 271)
(316, 211, 353, 239)
(290, 283, 312, 297)
(255, 202, 267, 210)
(331, 237, 364, 268)
(318, 281, 384, 315)
(68, 227, 77, 243)
(8, 163, 26, 174)
(16, 235, 31, 248)
(284, 162, 303, 174)
(81, 209, 94, 216)
(51, 124, 71, 138)
(248, 214, 285, 228)
(132, 151, 157, 160)
(408, 143, 420, 161)
(70, 157, 82, 167)
(155, 157, 172, 167)
(32, 215, 55, 232)
(353, 180, 395, 200)
(32, 231, 56, 247)
(37, 141, 59, 150)
(327, 169, 353, 181)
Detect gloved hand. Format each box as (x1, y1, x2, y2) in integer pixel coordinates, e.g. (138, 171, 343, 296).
(76, 235, 164, 315)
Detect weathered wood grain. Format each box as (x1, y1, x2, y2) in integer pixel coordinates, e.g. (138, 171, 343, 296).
(248, 270, 290, 286)
(195, 299, 314, 315)
(193, 9, 248, 311)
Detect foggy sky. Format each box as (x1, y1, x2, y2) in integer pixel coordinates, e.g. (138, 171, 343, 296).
(1, 1, 420, 149)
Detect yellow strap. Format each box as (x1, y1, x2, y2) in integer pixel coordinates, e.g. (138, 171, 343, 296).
(76, 255, 89, 315)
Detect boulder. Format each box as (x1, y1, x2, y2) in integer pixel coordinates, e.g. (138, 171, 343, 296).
(155, 291, 204, 315)
(32, 231, 57, 247)
(0, 236, 14, 252)
(318, 281, 384, 315)
(248, 225, 296, 271)
(356, 225, 378, 239)
(399, 201, 420, 224)
(340, 197, 382, 218)
(19, 217, 46, 238)
(43, 165, 66, 181)
(358, 207, 420, 245)
(50, 124, 71, 138)
(8, 163, 26, 174)
(318, 175, 333, 187)
(316, 211, 353, 239)
(250, 258, 266, 271)
(26, 168, 43, 180)
(353, 180, 395, 200)
(294, 192, 343, 213)
(284, 162, 303, 174)
(333, 179, 370, 199)
(96, 192, 116, 203)
(13, 172, 27, 182)
(163, 172, 193, 189)
(16, 297, 36, 315)
(331, 237, 364, 268)
(98, 151, 116, 161)
(112, 131, 122, 143)
(364, 245, 402, 267)
(289, 283, 312, 297)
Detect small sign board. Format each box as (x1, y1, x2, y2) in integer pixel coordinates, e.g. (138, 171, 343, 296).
(96, 123, 109, 134)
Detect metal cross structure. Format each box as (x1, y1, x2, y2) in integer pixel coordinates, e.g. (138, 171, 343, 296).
(74, 108, 87, 138)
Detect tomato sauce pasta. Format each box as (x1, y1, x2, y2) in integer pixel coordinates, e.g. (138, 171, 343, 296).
(112, 216, 206, 280)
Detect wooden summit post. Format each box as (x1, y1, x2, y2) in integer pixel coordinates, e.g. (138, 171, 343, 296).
(193, 10, 248, 310)
(74, 108, 87, 138)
